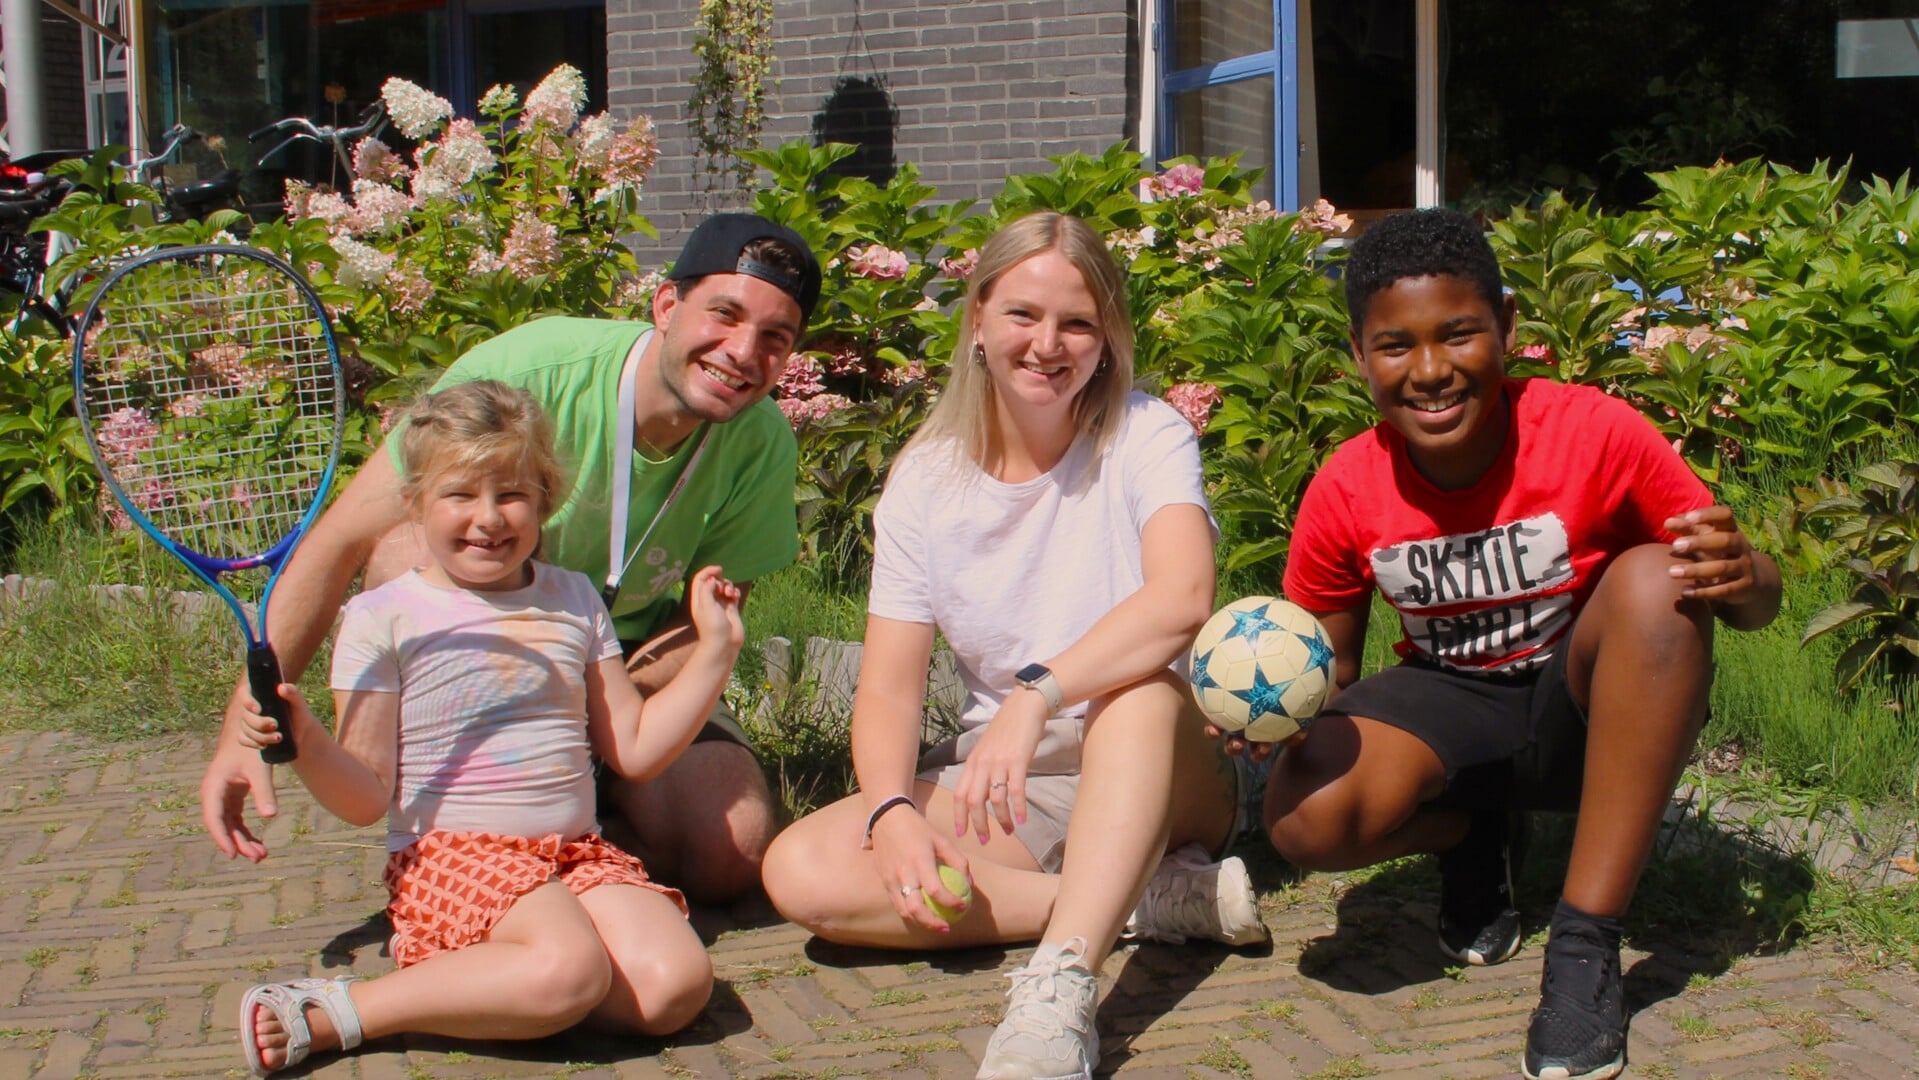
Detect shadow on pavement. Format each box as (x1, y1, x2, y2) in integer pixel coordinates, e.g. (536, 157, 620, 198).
(1295, 807, 1817, 1018)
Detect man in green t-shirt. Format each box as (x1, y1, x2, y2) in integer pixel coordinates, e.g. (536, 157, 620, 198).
(198, 214, 822, 904)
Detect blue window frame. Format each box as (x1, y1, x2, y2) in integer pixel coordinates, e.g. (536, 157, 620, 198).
(1155, 0, 1298, 209)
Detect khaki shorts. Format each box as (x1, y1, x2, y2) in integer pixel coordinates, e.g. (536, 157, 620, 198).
(918, 715, 1250, 873)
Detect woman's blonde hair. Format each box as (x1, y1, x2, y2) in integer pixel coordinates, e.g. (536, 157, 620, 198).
(397, 380, 570, 521)
(907, 211, 1134, 468)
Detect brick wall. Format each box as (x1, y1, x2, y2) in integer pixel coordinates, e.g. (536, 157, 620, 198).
(606, 0, 1137, 263)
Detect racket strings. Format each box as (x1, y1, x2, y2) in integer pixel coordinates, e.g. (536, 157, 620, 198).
(79, 254, 341, 557)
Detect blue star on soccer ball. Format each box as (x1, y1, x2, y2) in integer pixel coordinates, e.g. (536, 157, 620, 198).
(1223, 606, 1282, 645)
(1296, 631, 1334, 674)
(1229, 665, 1295, 721)
(1191, 648, 1226, 692)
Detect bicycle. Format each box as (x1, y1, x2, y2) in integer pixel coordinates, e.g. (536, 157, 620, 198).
(248, 101, 390, 199)
(0, 124, 235, 337)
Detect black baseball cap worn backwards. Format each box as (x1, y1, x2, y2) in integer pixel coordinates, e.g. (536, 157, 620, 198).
(669, 213, 822, 325)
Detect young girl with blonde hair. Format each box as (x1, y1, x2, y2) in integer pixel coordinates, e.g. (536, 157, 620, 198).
(234, 379, 740, 1075)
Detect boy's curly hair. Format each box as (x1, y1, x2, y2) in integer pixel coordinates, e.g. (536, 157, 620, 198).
(1342, 208, 1504, 333)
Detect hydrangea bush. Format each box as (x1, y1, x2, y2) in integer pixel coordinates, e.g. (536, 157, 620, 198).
(7, 67, 1919, 679)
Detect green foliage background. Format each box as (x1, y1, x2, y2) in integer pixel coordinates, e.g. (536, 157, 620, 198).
(5, 74, 1919, 704)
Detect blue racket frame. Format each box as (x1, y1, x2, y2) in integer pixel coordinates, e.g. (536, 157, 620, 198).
(71, 244, 346, 763)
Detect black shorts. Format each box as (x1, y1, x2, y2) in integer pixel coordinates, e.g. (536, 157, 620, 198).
(1323, 645, 1588, 812)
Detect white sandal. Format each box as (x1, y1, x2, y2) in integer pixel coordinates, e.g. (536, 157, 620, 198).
(239, 975, 364, 1077)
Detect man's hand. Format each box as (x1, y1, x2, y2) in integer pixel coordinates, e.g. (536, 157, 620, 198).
(200, 698, 278, 861)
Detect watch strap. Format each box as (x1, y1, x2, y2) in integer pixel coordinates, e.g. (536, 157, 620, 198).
(1019, 668, 1064, 713)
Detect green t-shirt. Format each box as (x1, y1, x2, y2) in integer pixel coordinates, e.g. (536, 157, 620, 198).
(391, 316, 800, 641)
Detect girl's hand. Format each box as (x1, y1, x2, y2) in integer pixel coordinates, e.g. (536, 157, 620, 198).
(1666, 506, 1757, 601)
(952, 688, 1047, 845)
(871, 806, 972, 932)
(686, 565, 744, 651)
(236, 683, 315, 751)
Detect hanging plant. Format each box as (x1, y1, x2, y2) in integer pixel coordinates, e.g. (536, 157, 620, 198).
(687, 0, 775, 204)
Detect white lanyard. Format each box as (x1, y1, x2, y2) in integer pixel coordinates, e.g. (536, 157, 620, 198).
(604, 330, 713, 608)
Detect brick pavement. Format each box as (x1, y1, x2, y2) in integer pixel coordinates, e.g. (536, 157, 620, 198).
(2, 729, 1914, 1079)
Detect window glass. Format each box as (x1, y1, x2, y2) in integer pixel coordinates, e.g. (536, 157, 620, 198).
(1443, 0, 1919, 213)
(1173, 0, 1273, 69)
(1173, 74, 1275, 201)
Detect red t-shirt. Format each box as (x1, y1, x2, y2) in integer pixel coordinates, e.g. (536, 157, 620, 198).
(1283, 379, 1712, 673)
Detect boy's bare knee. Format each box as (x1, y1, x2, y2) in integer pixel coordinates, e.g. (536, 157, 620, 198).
(1265, 797, 1356, 871)
(1601, 544, 1713, 624)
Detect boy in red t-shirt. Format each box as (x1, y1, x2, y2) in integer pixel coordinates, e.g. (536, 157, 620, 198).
(1248, 208, 1781, 1080)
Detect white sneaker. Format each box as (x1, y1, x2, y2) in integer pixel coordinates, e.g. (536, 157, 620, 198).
(975, 937, 1100, 1080)
(1124, 843, 1269, 947)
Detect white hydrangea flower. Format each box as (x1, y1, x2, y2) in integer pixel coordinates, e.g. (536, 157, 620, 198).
(331, 234, 396, 288)
(574, 113, 618, 171)
(478, 83, 518, 115)
(348, 180, 413, 235)
(380, 76, 453, 139)
(411, 118, 496, 205)
(523, 64, 588, 130)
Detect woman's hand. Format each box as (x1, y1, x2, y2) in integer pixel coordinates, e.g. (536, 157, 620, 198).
(952, 687, 1048, 845)
(871, 806, 973, 932)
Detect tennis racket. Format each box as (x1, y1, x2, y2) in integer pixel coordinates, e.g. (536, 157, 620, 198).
(72, 244, 345, 764)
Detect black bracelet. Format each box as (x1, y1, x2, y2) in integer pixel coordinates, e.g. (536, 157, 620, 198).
(861, 794, 916, 850)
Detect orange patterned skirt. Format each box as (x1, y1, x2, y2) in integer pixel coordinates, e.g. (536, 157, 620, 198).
(383, 830, 686, 967)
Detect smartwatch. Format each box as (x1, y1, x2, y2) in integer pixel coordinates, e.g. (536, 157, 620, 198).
(1014, 662, 1064, 714)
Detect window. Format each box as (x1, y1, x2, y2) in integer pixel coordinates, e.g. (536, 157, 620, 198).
(1154, 0, 1293, 207)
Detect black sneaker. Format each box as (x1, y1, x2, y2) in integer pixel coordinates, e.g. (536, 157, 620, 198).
(1522, 920, 1626, 1080)
(1436, 809, 1525, 966)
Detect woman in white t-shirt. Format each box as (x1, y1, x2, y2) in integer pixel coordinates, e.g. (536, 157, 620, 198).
(762, 212, 1264, 1080)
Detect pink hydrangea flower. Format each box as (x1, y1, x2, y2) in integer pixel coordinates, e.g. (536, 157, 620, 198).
(596, 117, 660, 200)
(1296, 197, 1354, 236)
(938, 248, 978, 280)
(777, 354, 826, 399)
(97, 407, 158, 467)
(1148, 163, 1205, 199)
(777, 393, 854, 428)
(880, 359, 929, 387)
(1516, 342, 1558, 367)
(1164, 382, 1223, 436)
(384, 262, 436, 318)
(848, 245, 909, 281)
(352, 138, 409, 185)
(502, 214, 561, 277)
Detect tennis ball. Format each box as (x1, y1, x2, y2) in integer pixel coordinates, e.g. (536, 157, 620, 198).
(922, 864, 972, 924)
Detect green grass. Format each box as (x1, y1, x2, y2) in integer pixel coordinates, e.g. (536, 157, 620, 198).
(0, 519, 333, 738)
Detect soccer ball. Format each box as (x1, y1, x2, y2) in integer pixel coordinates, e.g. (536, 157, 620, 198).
(1188, 596, 1336, 742)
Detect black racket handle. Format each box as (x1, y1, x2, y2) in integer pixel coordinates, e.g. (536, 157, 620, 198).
(248, 646, 299, 764)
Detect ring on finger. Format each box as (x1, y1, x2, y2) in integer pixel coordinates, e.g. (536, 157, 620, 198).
(900, 884, 913, 896)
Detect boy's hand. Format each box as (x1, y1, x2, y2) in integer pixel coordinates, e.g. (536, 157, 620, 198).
(1665, 505, 1759, 600)
(687, 565, 744, 651)
(236, 683, 315, 751)
(1205, 723, 1306, 762)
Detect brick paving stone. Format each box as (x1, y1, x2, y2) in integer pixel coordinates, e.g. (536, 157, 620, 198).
(4, 729, 1917, 1079)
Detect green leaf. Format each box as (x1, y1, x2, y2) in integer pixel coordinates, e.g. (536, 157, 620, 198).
(1801, 601, 1878, 645)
